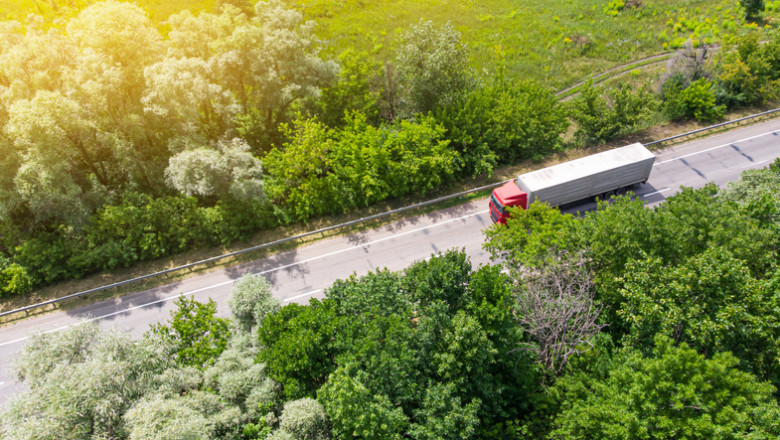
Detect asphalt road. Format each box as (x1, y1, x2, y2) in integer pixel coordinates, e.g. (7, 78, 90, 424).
(1, 118, 779, 405)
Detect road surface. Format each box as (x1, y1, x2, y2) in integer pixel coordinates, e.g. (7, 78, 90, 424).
(1, 118, 779, 405)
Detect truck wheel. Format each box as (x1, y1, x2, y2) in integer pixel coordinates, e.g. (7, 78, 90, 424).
(603, 190, 615, 200)
(615, 187, 627, 196)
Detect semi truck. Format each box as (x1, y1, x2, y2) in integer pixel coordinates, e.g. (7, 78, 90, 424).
(489, 142, 656, 224)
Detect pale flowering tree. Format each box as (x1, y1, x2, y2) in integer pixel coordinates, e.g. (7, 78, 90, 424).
(165, 138, 263, 201)
(67, 1, 162, 108)
(0, 19, 77, 103)
(165, 0, 338, 149)
(2, 324, 178, 440)
(395, 20, 473, 116)
(228, 273, 280, 333)
(276, 398, 331, 440)
(124, 395, 212, 440)
(142, 56, 241, 140)
(3, 91, 116, 225)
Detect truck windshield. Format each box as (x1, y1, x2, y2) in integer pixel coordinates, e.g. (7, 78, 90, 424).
(490, 193, 505, 213)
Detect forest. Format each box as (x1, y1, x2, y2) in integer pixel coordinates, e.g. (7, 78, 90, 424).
(2, 1, 780, 437)
(1, 0, 780, 296)
(3, 160, 779, 439)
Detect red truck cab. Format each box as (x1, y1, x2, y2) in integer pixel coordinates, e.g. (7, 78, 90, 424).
(489, 181, 528, 224)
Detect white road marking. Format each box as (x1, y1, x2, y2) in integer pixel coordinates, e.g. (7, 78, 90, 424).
(654, 130, 777, 165)
(0, 209, 491, 348)
(741, 160, 768, 169)
(642, 188, 671, 197)
(283, 290, 322, 302)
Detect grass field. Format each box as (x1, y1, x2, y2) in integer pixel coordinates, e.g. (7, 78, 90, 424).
(3, 0, 760, 89)
(288, 0, 755, 88)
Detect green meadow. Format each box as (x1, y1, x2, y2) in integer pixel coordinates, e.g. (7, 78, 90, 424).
(288, 0, 756, 88)
(3, 0, 762, 89)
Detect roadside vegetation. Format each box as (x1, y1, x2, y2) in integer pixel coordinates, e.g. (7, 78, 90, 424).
(3, 1, 780, 437)
(1, 0, 779, 299)
(3, 160, 780, 439)
(0, 1, 780, 295)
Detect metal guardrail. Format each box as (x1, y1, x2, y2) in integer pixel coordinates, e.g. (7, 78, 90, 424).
(0, 180, 508, 318)
(4, 106, 780, 319)
(646, 107, 780, 146)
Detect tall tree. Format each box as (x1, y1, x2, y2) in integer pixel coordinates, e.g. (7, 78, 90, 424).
(395, 20, 473, 116)
(548, 336, 780, 439)
(165, 138, 264, 201)
(166, 1, 338, 152)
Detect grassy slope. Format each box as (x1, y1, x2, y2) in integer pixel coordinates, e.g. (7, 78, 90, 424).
(289, 0, 747, 88)
(3, 0, 752, 89)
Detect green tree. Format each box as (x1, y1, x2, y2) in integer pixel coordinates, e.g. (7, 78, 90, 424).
(81, 192, 213, 270)
(615, 248, 780, 386)
(548, 336, 780, 439)
(436, 80, 568, 173)
(570, 80, 656, 145)
(720, 162, 780, 225)
(0, 256, 33, 296)
(150, 297, 231, 369)
(483, 201, 578, 269)
(573, 194, 656, 281)
(663, 77, 725, 122)
(716, 33, 780, 107)
(316, 49, 383, 127)
(257, 301, 340, 399)
(327, 269, 411, 318)
(408, 383, 481, 440)
(741, 0, 765, 18)
(317, 366, 409, 440)
(264, 113, 457, 222)
(395, 20, 473, 116)
(228, 273, 281, 334)
(402, 249, 472, 313)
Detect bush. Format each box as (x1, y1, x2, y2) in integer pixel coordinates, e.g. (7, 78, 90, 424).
(663, 77, 725, 122)
(436, 80, 568, 174)
(13, 231, 85, 284)
(0, 257, 34, 296)
(264, 113, 459, 222)
(716, 33, 780, 107)
(228, 274, 280, 333)
(83, 192, 214, 270)
(570, 80, 656, 145)
(278, 398, 331, 440)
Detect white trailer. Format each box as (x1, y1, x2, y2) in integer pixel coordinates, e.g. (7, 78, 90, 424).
(516, 142, 656, 207)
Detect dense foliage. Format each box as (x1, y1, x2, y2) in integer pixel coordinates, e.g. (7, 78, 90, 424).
(4, 162, 780, 439)
(0, 0, 778, 296)
(0, 1, 570, 296)
(569, 80, 656, 145)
